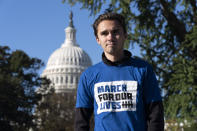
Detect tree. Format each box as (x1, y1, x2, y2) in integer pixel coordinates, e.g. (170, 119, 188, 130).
(0, 46, 50, 130)
(34, 92, 76, 131)
(63, 0, 197, 124)
(164, 26, 197, 123)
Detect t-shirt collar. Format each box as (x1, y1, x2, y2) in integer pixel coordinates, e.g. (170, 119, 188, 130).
(102, 50, 132, 66)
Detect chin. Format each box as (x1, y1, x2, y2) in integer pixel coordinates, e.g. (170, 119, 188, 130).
(106, 48, 123, 55)
(106, 50, 117, 55)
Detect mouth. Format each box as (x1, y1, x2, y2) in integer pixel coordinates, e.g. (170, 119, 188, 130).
(107, 41, 116, 46)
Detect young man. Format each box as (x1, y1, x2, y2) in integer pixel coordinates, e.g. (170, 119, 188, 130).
(75, 12, 164, 131)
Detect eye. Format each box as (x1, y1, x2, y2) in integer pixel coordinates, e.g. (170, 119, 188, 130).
(100, 31, 109, 36)
(112, 29, 119, 35)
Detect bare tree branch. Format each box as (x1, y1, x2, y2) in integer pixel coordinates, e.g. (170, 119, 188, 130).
(160, 0, 187, 42)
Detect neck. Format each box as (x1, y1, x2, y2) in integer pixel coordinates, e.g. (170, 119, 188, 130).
(104, 51, 124, 62)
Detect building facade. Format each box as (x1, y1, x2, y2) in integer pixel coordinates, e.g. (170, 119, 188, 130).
(42, 12, 92, 94)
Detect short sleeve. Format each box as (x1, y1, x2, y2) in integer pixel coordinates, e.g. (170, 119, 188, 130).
(143, 64, 162, 104)
(76, 72, 94, 108)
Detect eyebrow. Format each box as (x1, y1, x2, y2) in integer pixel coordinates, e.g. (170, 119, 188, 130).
(99, 28, 120, 34)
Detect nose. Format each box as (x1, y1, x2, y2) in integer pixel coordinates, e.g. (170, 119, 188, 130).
(107, 32, 114, 40)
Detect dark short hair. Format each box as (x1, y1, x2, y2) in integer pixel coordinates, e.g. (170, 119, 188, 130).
(93, 12, 127, 37)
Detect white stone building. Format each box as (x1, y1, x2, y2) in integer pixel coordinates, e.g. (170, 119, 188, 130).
(41, 12, 92, 93)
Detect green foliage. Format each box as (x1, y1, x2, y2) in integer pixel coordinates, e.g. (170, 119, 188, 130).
(34, 92, 75, 131)
(34, 89, 95, 131)
(62, 0, 197, 123)
(164, 26, 197, 122)
(62, 0, 106, 15)
(184, 122, 197, 131)
(0, 46, 50, 130)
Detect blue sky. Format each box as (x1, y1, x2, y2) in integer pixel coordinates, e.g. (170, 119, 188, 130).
(0, 0, 141, 73)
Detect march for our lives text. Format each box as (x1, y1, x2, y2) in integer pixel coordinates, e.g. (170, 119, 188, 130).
(94, 81, 137, 114)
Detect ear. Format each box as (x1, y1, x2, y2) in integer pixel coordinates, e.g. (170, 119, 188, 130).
(96, 37, 101, 45)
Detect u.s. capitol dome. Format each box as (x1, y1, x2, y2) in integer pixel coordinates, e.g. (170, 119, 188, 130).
(42, 12, 92, 93)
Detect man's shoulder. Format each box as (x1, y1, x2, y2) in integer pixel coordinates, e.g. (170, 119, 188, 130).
(129, 57, 151, 68)
(87, 61, 103, 70)
(82, 62, 103, 75)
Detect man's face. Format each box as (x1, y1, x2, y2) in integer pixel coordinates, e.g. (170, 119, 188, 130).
(96, 20, 127, 56)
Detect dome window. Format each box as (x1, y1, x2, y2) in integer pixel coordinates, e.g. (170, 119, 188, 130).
(76, 76, 78, 83)
(70, 75, 73, 84)
(61, 77, 63, 84)
(65, 76, 68, 83)
(56, 77, 59, 84)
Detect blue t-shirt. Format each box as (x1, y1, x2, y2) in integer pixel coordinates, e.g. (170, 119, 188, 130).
(76, 57, 162, 131)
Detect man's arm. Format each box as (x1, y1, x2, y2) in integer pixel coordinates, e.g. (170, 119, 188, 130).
(143, 64, 164, 131)
(74, 108, 93, 131)
(145, 101, 164, 131)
